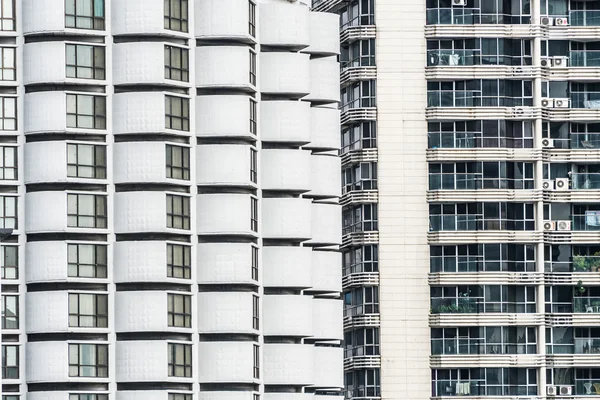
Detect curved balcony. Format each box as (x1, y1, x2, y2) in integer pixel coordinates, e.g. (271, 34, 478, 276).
(340, 65, 377, 87)
(261, 149, 311, 192)
(197, 242, 257, 285)
(259, 3, 309, 49)
(305, 57, 340, 104)
(263, 344, 314, 386)
(312, 298, 343, 340)
(307, 203, 342, 246)
(260, 52, 310, 96)
(195, 0, 256, 43)
(305, 12, 340, 56)
(196, 95, 255, 140)
(340, 24, 376, 45)
(197, 144, 255, 188)
(198, 342, 257, 383)
(341, 107, 377, 126)
(116, 341, 192, 383)
(263, 295, 313, 337)
(262, 246, 312, 289)
(114, 241, 188, 283)
(23, 0, 106, 36)
(198, 292, 257, 334)
(261, 198, 312, 240)
(309, 154, 341, 199)
(114, 192, 191, 235)
(311, 250, 342, 293)
(114, 92, 189, 136)
(263, 395, 312, 400)
(260, 100, 311, 144)
(112, 0, 188, 38)
(197, 193, 256, 237)
(196, 46, 255, 91)
(115, 291, 191, 333)
(307, 106, 341, 151)
(313, 346, 344, 389)
(116, 392, 190, 400)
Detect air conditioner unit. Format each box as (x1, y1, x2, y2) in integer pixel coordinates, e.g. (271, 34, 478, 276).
(555, 178, 569, 191)
(541, 17, 554, 26)
(547, 386, 558, 396)
(542, 138, 554, 148)
(552, 56, 569, 67)
(543, 179, 555, 190)
(452, 0, 467, 5)
(555, 18, 569, 26)
(541, 98, 553, 107)
(556, 220, 572, 231)
(541, 57, 552, 67)
(553, 98, 570, 108)
(544, 221, 556, 231)
(559, 386, 572, 396)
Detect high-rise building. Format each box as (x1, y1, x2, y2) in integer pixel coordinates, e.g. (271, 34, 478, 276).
(0, 1, 344, 400)
(315, 0, 600, 399)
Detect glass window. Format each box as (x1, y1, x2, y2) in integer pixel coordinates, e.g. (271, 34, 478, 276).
(251, 246, 258, 281)
(0, 97, 16, 131)
(168, 343, 192, 377)
(66, 44, 105, 80)
(0, 245, 17, 279)
(2, 396, 19, 400)
(0, 0, 14, 31)
(66, 94, 106, 129)
(67, 143, 106, 179)
(167, 293, 191, 328)
(68, 344, 108, 377)
(164, 0, 188, 32)
(69, 293, 108, 328)
(65, 0, 105, 30)
(249, 1, 256, 37)
(165, 95, 189, 131)
(250, 148, 257, 184)
(0, 196, 16, 229)
(166, 194, 190, 230)
(164, 45, 189, 82)
(167, 243, 191, 279)
(0, 47, 15, 80)
(251, 197, 258, 232)
(250, 99, 257, 135)
(69, 395, 108, 400)
(1, 294, 17, 329)
(253, 344, 260, 379)
(1, 344, 18, 379)
(168, 395, 192, 400)
(0, 146, 16, 180)
(252, 295, 259, 329)
(249, 50, 256, 86)
(68, 243, 107, 278)
(67, 194, 108, 228)
(166, 145, 190, 180)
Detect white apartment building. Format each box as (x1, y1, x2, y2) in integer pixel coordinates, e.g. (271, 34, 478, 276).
(314, 0, 600, 399)
(0, 1, 344, 400)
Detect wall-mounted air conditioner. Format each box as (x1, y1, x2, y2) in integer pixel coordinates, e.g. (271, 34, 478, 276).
(555, 178, 569, 191)
(543, 180, 554, 190)
(542, 138, 554, 148)
(555, 18, 569, 26)
(541, 17, 554, 26)
(556, 220, 572, 231)
(544, 221, 556, 231)
(552, 56, 569, 67)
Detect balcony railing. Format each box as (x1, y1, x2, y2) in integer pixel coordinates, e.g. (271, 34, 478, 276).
(572, 174, 600, 190)
(573, 297, 600, 313)
(344, 304, 380, 318)
(432, 338, 536, 355)
(571, 134, 600, 149)
(573, 215, 600, 231)
(344, 345, 380, 358)
(428, 132, 534, 149)
(432, 297, 536, 314)
(547, 256, 600, 273)
(427, 91, 533, 107)
(433, 381, 536, 397)
(429, 215, 534, 231)
(570, 11, 600, 27)
(426, 9, 529, 25)
(570, 51, 600, 67)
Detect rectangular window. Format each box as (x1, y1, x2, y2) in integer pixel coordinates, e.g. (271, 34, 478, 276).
(0, 97, 16, 130)
(2, 396, 19, 400)
(251, 246, 258, 281)
(66, 44, 105, 80)
(69, 293, 108, 328)
(0, 146, 16, 180)
(167, 293, 191, 328)
(165, 45, 189, 82)
(168, 395, 192, 400)
(249, 50, 256, 86)
(0, 196, 16, 229)
(67, 143, 106, 179)
(1, 345, 18, 379)
(249, 99, 257, 135)
(65, 0, 105, 30)
(252, 295, 259, 330)
(68, 243, 107, 278)
(0, 47, 15, 80)
(250, 148, 257, 184)
(66, 94, 106, 129)
(166, 194, 190, 230)
(167, 243, 191, 279)
(68, 344, 108, 377)
(1, 295, 17, 329)
(0, 0, 14, 31)
(165, 95, 189, 131)
(69, 395, 108, 400)
(166, 145, 190, 180)
(168, 343, 192, 377)
(249, 1, 256, 37)
(1, 246, 17, 280)
(251, 197, 258, 232)
(67, 194, 108, 228)
(164, 0, 188, 32)
(253, 344, 259, 379)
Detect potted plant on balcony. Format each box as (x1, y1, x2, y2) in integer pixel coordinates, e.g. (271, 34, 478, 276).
(573, 255, 589, 272)
(590, 251, 600, 272)
(575, 280, 587, 295)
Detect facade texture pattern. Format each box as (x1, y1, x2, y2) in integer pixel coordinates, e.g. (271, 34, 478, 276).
(0, 1, 344, 400)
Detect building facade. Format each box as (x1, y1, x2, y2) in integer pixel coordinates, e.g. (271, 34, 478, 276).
(314, 0, 600, 399)
(0, 1, 344, 400)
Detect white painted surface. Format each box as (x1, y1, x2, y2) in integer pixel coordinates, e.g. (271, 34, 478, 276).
(196, 144, 253, 187)
(23, 0, 66, 34)
(26, 342, 70, 382)
(113, 92, 170, 135)
(263, 295, 313, 336)
(260, 52, 310, 95)
(24, 142, 68, 183)
(313, 346, 344, 388)
(263, 344, 314, 385)
(261, 149, 311, 191)
(198, 342, 256, 383)
(196, 95, 254, 139)
(197, 242, 256, 285)
(115, 291, 181, 333)
(116, 341, 176, 382)
(114, 241, 173, 283)
(197, 292, 256, 334)
(307, 203, 342, 245)
(112, 0, 181, 36)
(311, 250, 342, 293)
(260, 101, 311, 144)
(196, 46, 253, 89)
(115, 192, 186, 234)
(305, 56, 340, 103)
(197, 193, 254, 235)
(25, 192, 67, 233)
(261, 198, 312, 239)
(262, 246, 312, 288)
(259, 3, 310, 48)
(194, 0, 252, 41)
(113, 42, 187, 86)
(309, 154, 341, 198)
(312, 298, 343, 340)
(305, 12, 340, 55)
(26, 291, 69, 333)
(308, 106, 341, 150)
(25, 241, 68, 283)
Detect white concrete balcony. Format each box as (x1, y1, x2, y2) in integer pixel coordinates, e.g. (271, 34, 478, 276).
(261, 149, 311, 192)
(260, 101, 311, 144)
(306, 203, 342, 246)
(114, 241, 190, 283)
(196, 46, 255, 91)
(24, 42, 107, 85)
(113, 42, 190, 87)
(197, 144, 255, 188)
(263, 395, 312, 400)
(25, 92, 107, 135)
(263, 295, 313, 337)
(115, 291, 191, 333)
(313, 346, 344, 389)
(114, 142, 191, 185)
(112, 0, 189, 37)
(423, 24, 540, 40)
(309, 154, 341, 199)
(260, 52, 310, 96)
(114, 92, 190, 136)
(198, 342, 257, 383)
(305, 57, 340, 104)
(311, 250, 342, 293)
(312, 298, 343, 340)
(192, 393, 255, 400)
(197, 242, 257, 285)
(25, 141, 107, 184)
(262, 246, 312, 289)
(198, 292, 257, 334)
(195, 0, 256, 43)
(261, 198, 312, 240)
(29, 394, 111, 400)
(116, 341, 192, 383)
(197, 193, 256, 237)
(263, 344, 314, 385)
(307, 106, 341, 151)
(116, 392, 192, 400)
(23, 0, 106, 35)
(114, 192, 191, 235)
(196, 95, 255, 140)
(259, 3, 310, 49)
(304, 12, 340, 56)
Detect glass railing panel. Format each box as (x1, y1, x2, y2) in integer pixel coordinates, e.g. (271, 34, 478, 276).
(573, 215, 600, 231)
(573, 297, 600, 313)
(571, 134, 600, 149)
(570, 51, 600, 67)
(572, 173, 600, 190)
(570, 11, 600, 27)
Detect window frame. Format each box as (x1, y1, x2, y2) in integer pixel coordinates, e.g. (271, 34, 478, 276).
(165, 144, 190, 181)
(1, 294, 17, 329)
(0, 96, 16, 131)
(167, 243, 191, 279)
(168, 343, 192, 377)
(0, 245, 17, 279)
(68, 243, 107, 278)
(69, 293, 108, 328)
(251, 246, 259, 281)
(65, 0, 105, 30)
(249, 99, 257, 136)
(164, 45, 189, 82)
(250, 148, 258, 184)
(164, 0, 189, 33)
(1, 344, 18, 379)
(250, 197, 258, 232)
(248, 1, 256, 37)
(66, 94, 107, 130)
(69, 394, 109, 400)
(253, 344, 260, 379)
(166, 194, 191, 230)
(0, 196, 16, 229)
(68, 343, 109, 377)
(165, 95, 190, 132)
(252, 295, 259, 330)
(66, 43, 106, 80)
(167, 293, 192, 328)
(249, 50, 257, 86)
(0, 146, 16, 180)
(67, 193, 108, 229)
(67, 143, 107, 179)
(0, 0, 15, 31)
(0, 47, 15, 80)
